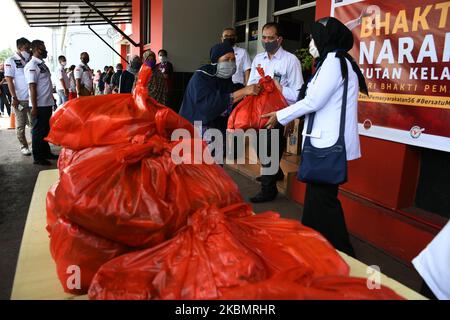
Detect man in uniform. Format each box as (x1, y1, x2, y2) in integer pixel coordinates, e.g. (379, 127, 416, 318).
(24, 40, 58, 165)
(4, 37, 33, 156)
(247, 22, 304, 203)
(56, 55, 69, 107)
(74, 52, 93, 97)
(221, 27, 252, 87)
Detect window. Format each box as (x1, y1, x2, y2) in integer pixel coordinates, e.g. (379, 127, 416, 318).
(235, 0, 248, 22)
(274, 0, 317, 13)
(249, 0, 259, 19)
(274, 0, 298, 12)
(234, 0, 259, 59)
(235, 25, 246, 43)
(249, 21, 258, 41)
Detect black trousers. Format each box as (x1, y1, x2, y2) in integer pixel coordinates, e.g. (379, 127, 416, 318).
(0, 85, 11, 116)
(32, 106, 52, 161)
(258, 124, 285, 195)
(302, 182, 355, 257)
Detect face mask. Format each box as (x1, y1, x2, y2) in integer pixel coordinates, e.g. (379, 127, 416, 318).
(21, 51, 31, 61)
(223, 37, 236, 47)
(41, 49, 48, 60)
(159, 56, 168, 63)
(145, 60, 156, 68)
(216, 60, 236, 79)
(309, 39, 320, 58)
(82, 58, 89, 64)
(61, 61, 67, 67)
(262, 39, 279, 54)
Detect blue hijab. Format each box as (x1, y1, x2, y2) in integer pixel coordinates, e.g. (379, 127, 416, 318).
(179, 43, 236, 125)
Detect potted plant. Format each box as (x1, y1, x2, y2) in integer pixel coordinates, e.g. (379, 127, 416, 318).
(295, 48, 313, 81)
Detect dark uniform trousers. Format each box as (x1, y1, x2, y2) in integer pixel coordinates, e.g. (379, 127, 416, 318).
(32, 106, 52, 161)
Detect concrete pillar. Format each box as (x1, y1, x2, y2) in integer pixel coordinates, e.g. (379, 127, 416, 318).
(257, 0, 273, 53)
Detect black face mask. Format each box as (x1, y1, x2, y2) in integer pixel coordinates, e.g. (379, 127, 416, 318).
(82, 58, 89, 64)
(40, 49, 48, 59)
(223, 37, 236, 47)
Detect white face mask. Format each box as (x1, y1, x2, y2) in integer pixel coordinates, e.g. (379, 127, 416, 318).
(309, 39, 320, 59)
(21, 51, 31, 61)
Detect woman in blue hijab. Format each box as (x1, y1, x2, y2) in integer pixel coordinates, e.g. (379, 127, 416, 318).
(179, 42, 260, 139)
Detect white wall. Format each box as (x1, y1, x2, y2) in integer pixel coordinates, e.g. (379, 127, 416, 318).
(163, 0, 233, 72)
(61, 25, 121, 72)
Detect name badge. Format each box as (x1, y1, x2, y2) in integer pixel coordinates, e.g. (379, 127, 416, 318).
(303, 128, 322, 139)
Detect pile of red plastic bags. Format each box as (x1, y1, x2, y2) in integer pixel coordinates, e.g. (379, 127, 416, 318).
(45, 65, 403, 300)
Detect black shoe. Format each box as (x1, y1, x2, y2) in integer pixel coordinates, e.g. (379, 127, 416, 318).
(250, 191, 278, 203)
(33, 159, 52, 166)
(255, 172, 284, 182)
(45, 153, 59, 160)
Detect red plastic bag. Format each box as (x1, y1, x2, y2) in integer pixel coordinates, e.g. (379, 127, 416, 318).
(51, 136, 242, 247)
(225, 205, 350, 278)
(49, 217, 129, 294)
(46, 65, 159, 150)
(46, 182, 58, 234)
(46, 94, 157, 150)
(228, 67, 288, 130)
(88, 206, 267, 300)
(87, 204, 354, 300)
(220, 268, 404, 300)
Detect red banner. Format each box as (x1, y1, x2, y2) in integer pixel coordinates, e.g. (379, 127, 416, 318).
(332, 0, 450, 151)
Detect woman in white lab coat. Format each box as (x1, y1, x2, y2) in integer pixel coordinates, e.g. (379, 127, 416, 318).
(263, 17, 368, 256)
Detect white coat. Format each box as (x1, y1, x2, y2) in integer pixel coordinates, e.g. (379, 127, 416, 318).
(276, 52, 361, 161)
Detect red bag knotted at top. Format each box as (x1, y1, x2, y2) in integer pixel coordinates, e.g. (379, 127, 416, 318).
(48, 64, 242, 248)
(51, 134, 242, 248)
(227, 67, 288, 130)
(46, 65, 158, 150)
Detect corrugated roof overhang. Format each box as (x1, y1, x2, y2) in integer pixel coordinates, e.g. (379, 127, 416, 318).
(15, 0, 132, 28)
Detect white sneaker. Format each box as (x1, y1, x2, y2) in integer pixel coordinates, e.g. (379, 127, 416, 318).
(21, 147, 31, 156)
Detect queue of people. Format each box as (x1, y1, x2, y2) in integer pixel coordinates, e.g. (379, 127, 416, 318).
(1, 34, 175, 167)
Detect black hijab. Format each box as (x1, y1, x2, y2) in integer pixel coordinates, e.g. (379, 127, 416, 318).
(309, 17, 368, 96)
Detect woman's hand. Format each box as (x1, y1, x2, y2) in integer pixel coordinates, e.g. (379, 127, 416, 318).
(245, 84, 261, 96)
(274, 79, 282, 93)
(232, 84, 261, 104)
(261, 111, 279, 129)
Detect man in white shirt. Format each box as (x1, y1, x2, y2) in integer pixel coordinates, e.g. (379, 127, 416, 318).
(4, 37, 33, 156)
(24, 40, 58, 166)
(247, 22, 304, 203)
(221, 28, 252, 86)
(56, 55, 69, 107)
(74, 52, 93, 96)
